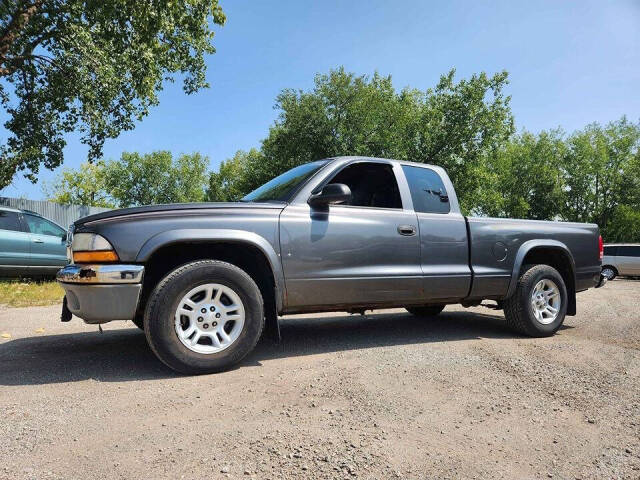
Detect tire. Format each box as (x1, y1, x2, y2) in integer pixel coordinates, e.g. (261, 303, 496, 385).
(132, 314, 144, 330)
(503, 264, 567, 337)
(406, 305, 445, 317)
(601, 266, 617, 281)
(144, 260, 264, 374)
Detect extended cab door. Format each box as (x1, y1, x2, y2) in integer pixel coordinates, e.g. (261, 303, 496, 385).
(400, 164, 471, 300)
(279, 160, 423, 310)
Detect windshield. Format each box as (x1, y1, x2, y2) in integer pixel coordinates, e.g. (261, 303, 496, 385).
(241, 161, 328, 202)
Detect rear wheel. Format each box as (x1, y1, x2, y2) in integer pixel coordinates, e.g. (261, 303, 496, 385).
(144, 260, 264, 374)
(406, 305, 445, 317)
(503, 264, 567, 337)
(601, 266, 617, 281)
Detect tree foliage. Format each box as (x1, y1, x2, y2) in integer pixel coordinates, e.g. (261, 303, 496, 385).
(476, 117, 640, 241)
(561, 119, 640, 227)
(103, 151, 209, 207)
(246, 67, 514, 211)
(43, 159, 113, 207)
(205, 67, 640, 241)
(47, 151, 209, 207)
(44, 66, 640, 242)
(0, 0, 226, 188)
(206, 149, 262, 202)
(476, 130, 567, 219)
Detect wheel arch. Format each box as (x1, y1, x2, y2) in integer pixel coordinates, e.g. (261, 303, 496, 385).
(135, 230, 285, 340)
(506, 240, 577, 316)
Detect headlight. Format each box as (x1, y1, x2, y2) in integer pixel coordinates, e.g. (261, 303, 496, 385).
(71, 233, 119, 263)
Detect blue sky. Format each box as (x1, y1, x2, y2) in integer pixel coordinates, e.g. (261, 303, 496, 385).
(2, 0, 639, 199)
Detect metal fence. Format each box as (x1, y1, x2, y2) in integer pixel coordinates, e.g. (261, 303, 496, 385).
(0, 197, 111, 229)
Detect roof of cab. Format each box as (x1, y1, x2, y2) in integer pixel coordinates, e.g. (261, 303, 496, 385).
(327, 155, 440, 170)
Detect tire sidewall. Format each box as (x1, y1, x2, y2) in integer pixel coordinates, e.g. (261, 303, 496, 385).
(145, 262, 264, 374)
(520, 265, 568, 335)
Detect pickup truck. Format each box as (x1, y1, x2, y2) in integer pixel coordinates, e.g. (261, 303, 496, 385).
(57, 156, 607, 374)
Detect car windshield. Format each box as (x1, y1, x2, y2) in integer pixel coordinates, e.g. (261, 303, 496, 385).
(241, 161, 328, 202)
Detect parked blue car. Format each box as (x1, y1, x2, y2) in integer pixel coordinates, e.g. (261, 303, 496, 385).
(0, 206, 68, 277)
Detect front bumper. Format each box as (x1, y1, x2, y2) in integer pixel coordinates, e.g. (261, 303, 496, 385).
(57, 264, 144, 324)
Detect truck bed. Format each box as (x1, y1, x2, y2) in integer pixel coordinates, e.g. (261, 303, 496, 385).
(465, 216, 601, 300)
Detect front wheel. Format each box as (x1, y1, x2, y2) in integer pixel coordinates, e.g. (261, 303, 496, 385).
(503, 264, 567, 337)
(144, 260, 264, 374)
(406, 305, 445, 317)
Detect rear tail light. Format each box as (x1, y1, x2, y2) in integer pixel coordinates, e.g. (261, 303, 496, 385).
(598, 235, 604, 262)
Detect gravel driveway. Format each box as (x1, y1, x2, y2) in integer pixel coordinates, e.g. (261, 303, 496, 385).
(1, 280, 639, 479)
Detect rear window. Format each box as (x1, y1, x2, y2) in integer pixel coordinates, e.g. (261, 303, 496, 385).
(0, 211, 22, 232)
(618, 246, 640, 257)
(603, 246, 617, 256)
(402, 165, 450, 214)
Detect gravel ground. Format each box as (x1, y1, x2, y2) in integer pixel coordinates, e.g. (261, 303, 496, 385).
(1, 279, 639, 480)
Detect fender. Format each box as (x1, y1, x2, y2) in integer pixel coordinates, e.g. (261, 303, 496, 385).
(136, 228, 286, 313)
(506, 239, 576, 300)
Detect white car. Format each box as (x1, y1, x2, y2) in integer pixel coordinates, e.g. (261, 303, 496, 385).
(601, 244, 640, 280)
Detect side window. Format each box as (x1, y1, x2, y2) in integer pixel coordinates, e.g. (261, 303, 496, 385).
(402, 165, 450, 214)
(603, 246, 617, 256)
(620, 246, 640, 257)
(24, 215, 66, 237)
(327, 162, 402, 209)
(0, 211, 22, 232)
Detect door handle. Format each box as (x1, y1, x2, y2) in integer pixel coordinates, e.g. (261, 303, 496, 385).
(33, 238, 44, 243)
(397, 225, 416, 236)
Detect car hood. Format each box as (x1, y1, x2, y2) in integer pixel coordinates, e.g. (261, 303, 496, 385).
(75, 202, 286, 226)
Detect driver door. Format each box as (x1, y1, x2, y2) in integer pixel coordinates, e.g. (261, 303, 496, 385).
(279, 161, 422, 310)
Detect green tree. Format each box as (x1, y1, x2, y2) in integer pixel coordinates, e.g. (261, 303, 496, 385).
(478, 130, 566, 219)
(206, 149, 263, 202)
(0, 0, 226, 188)
(562, 118, 640, 237)
(173, 152, 210, 204)
(43, 160, 114, 207)
(605, 205, 640, 243)
(103, 151, 209, 207)
(256, 67, 514, 212)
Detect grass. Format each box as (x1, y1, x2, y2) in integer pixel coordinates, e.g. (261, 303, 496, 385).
(0, 280, 64, 308)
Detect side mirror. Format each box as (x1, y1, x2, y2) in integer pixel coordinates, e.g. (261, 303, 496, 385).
(308, 183, 351, 208)
(61, 232, 68, 242)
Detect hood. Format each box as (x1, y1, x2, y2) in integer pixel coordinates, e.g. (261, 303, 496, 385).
(76, 201, 285, 225)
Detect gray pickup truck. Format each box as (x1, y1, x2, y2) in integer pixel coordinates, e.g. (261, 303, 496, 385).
(57, 156, 606, 374)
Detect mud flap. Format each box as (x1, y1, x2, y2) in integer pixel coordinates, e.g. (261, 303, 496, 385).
(61, 296, 72, 322)
(263, 310, 281, 343)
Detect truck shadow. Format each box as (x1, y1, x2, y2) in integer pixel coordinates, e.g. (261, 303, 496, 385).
(250, 311, 572, 363)
(0, 311, 571, 386)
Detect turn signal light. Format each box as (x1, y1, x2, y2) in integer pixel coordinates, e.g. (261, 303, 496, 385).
(73, 250, 119, 263)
